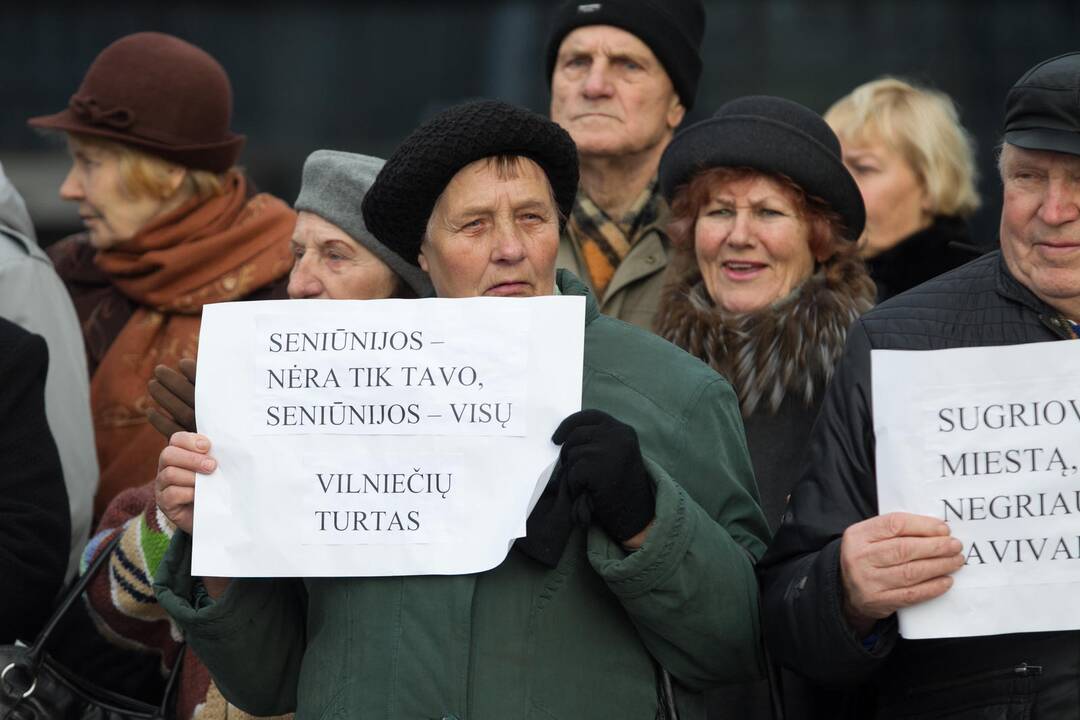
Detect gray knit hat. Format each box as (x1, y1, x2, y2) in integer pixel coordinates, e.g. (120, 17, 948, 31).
(294, 150, 432, 296)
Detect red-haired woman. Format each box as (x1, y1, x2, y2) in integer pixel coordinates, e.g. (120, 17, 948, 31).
(653, 95, 874, 719)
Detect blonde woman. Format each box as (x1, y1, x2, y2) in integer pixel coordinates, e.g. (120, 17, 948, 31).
(30, 32, 296, 516)
(826, 77, 982, 300)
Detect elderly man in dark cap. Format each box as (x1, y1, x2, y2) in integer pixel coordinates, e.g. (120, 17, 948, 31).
(547, 0, 705, 329)
(153, 100, 767, 720)
(759, 52, 1080, 717)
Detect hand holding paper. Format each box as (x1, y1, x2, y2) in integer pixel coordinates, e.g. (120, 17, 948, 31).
(155, 431, 215, 535)
(839, 511, 965, 636)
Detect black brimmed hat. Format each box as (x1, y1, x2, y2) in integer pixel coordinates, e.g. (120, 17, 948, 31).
(658, 95, 865, 240)
(1005, 51, 1080, 157)
(362, 100, 579, 267)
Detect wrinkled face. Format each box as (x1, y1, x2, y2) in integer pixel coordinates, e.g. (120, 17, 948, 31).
(419, 157, 559, 298)
(549, 25, 684, 160)
(287, 211, 398, 300)
(840, 135, 930, 258)
(999, 144, 1080, 320)
(694, 174, 818, 314)
(59, 136, 179, 249)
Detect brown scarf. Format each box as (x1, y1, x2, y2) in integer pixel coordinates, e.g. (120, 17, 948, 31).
(566, 179, 664, 297)
(91, 171, 295, 516)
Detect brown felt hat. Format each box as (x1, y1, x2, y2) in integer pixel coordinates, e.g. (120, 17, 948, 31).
(28, 32, 245, 173)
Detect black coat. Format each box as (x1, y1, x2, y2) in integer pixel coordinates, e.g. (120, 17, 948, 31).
(0, 317, 70, 643)
(759, 252, 1079, 718)
(867, 215, 983, 303)
(654, 254, 876, 720)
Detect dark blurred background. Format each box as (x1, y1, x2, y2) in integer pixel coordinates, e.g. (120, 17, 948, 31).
(3, 1, 1076, 248)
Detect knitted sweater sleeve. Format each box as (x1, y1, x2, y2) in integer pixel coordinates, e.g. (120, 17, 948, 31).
(83, 482, 185, 670)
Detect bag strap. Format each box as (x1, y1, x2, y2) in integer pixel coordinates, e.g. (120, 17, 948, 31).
(16, 530, 189, 717)
(156, 644, 186, 717)
(27, 532, 124, 666)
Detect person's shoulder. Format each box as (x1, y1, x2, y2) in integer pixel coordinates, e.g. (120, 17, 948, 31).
(864, 251, 998, 319)
(585, 313, 733, 414)
(245, 191, 296, 224)
(0, 318, 46, 370)
(857, 251, 1023, 349)
(0, 228, 33, 261)
(45, 233, 96, 279)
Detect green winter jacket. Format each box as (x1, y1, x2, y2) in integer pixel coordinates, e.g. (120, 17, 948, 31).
(155, 270, 769, 720)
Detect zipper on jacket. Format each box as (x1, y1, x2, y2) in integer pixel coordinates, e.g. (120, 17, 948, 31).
(898, 663, 1042, 695)
(1013, 663, 1042, 677)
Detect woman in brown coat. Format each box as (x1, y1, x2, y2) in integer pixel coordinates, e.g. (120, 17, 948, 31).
(30, 32, 296, 517)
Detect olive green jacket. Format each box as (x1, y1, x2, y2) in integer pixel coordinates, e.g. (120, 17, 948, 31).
(155, 271, 768, 720)
(556, 203, 672, 332)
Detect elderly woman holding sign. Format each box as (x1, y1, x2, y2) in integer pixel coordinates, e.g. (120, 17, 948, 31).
(79, 150, 428, 720)
(152, 100, 768, 720)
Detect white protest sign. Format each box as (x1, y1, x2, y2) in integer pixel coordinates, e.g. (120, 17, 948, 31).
(873, 340, 1080, 639)
(191, 296, 584, 577)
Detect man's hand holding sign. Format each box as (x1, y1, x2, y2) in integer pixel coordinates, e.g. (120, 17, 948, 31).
(840, 512, 964, 636)
(872, 341, 1080, 638)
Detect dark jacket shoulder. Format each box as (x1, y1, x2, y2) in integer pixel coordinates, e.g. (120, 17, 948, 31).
(858, 251, 1061, 349)
(868, 216, 983, 302)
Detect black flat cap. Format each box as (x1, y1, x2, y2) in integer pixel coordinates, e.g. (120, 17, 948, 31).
(1005, 51, 1080, 157)
(362, 100, 579, 267)
(658, 95, 865, 241)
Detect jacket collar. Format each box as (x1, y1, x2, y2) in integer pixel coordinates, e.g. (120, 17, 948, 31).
(993, 250, 1080, 338)
(994, 250, 1076, 338)
(556, 268, 600, 327)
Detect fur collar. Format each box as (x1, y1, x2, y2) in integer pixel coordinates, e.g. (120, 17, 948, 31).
(654, 254, 875, 416)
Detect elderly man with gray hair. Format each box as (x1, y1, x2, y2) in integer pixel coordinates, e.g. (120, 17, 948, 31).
(759, 52, 1080, 718)
(547, 0, 705, 329)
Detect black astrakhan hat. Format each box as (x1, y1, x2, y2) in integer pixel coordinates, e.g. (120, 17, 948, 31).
(362, 99, 579, 268)
(658, 95, 865, 241)
(545, 0, 706, 110)
(1005, 51, 1080, 157)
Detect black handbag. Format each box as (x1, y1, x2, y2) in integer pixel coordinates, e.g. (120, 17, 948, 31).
(0, 534, 185, 719)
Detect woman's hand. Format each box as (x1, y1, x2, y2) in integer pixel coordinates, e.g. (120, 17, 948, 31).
(155, 431, 216, 535)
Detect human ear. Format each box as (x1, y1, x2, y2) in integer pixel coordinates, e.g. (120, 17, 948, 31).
(666, 96, 686, 131)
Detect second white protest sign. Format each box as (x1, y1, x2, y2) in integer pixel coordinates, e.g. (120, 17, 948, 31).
(873, 340, 1080, 639)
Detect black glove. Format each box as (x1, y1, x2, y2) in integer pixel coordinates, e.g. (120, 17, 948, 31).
(146, 357, 197, 437)
(514, 410, 655, 567)
(552, 409, 655, 543)
(514, 467, 578, 567)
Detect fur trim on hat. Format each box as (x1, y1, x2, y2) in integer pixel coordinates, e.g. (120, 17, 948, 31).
(654, 253, 875, 416)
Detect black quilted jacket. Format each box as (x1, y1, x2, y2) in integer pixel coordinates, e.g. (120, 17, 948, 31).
(758, 251, 1079, 719)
